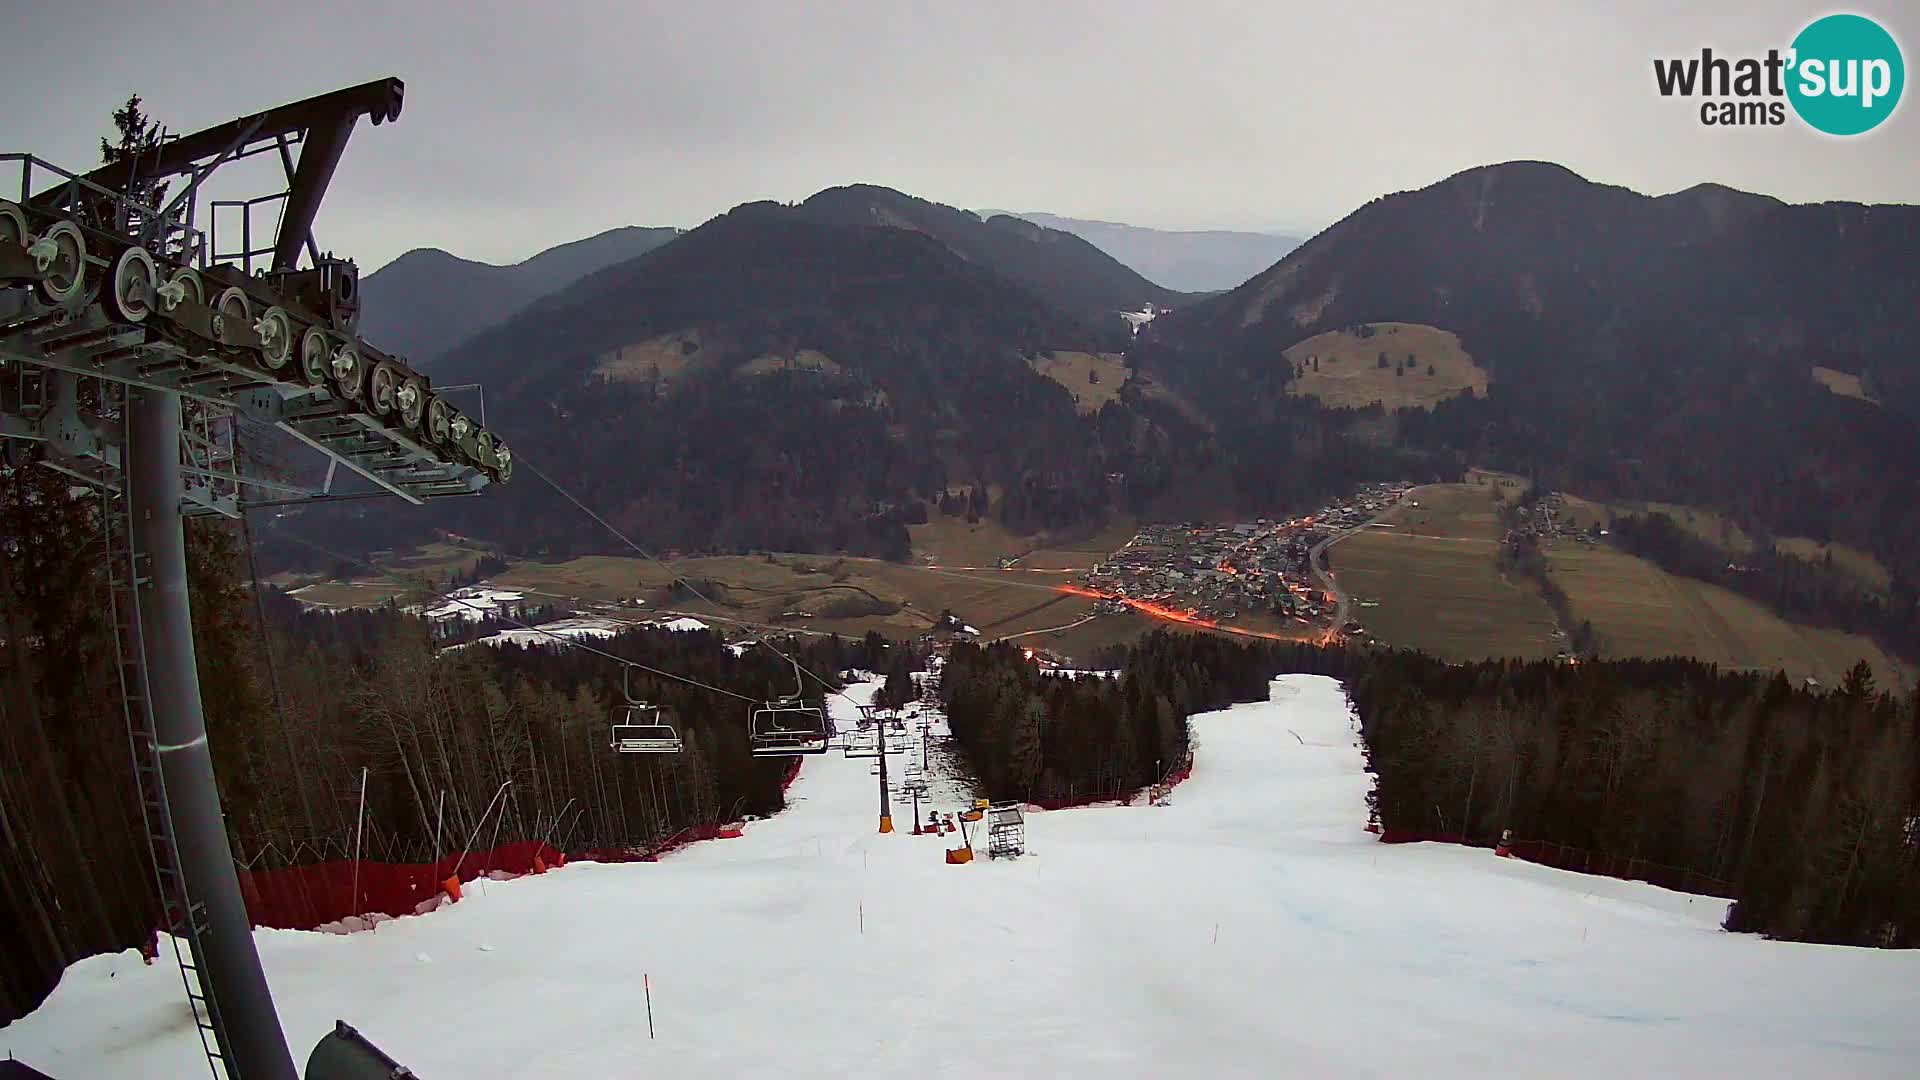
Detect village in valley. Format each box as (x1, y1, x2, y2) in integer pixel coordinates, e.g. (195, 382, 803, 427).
(1076, 482, 1415, 630)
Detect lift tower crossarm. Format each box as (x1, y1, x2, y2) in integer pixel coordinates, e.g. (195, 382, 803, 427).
(33, 78, 404, 270)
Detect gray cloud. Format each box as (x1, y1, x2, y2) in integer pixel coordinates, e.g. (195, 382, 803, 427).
(5, 0, 1914, 271)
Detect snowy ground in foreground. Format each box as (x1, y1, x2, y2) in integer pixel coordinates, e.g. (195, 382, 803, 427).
(7, 677, 1916, 1078)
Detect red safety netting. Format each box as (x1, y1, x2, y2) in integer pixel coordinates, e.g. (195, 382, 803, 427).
(239, 759, 810, 932)
(238, 840, 564, 930)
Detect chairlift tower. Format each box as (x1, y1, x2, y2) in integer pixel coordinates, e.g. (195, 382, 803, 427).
(1, 78, 506, 1079)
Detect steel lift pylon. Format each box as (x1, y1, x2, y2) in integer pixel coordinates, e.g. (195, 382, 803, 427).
(1, 77, 505, 1080)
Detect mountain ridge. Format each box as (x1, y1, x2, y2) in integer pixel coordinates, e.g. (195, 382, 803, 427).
(357, 224, 683, 368)
(983, 209, 1301, 292)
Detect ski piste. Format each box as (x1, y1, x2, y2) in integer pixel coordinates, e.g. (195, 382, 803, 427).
(6, 676, 1912, 1077)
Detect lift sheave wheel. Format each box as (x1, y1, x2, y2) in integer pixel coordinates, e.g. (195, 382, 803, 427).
(0, 201, 28, 249)
(298, 325, 332, 386)
(397, 375, 429, 431)
(367, 360, 403, 417)
(329, 343, 366, 401)
(213, 287, 252, 344)
(449, 412, 478, 460)
(108, 246, 158, 324)
(255, 307, 295, 370)
(159, 267, 203, 313)
(425, 395, 453, 444)
(30, 221, 86, 304)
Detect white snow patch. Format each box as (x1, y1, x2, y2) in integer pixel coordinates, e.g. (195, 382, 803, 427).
(1120, 302, 1164, 336)
(416, 586, 525, 623)
(453, 617, 624, 650)
(6, 677, 1915, 1078)
(646, 617, 709, 633)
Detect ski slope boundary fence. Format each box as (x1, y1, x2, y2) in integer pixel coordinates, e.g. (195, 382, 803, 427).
(1377, 830, 1735, 899)
(236, 760, 807, 931)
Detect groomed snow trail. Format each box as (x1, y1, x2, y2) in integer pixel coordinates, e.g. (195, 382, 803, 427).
(5, 677, 1915, 1077)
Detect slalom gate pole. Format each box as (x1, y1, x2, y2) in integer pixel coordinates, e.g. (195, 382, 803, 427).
(645, 973, 655, 1039)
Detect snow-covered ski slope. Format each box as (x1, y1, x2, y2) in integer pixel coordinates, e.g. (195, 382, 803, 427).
(6, 677, 1914, 1077)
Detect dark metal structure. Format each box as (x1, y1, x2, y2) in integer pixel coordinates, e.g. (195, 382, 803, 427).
(1, 78, 503, 1080)
(302, 1021, 418, 1079)
(987, 803, 1026, 859)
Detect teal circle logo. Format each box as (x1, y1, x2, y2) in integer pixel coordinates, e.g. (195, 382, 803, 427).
(1787, 14, 1904, 135)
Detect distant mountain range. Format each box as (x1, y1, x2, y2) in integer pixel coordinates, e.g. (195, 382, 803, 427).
(357, 225, 682, 368)
(982, 211, 1299, 293)
(314, 168, 1920, 619)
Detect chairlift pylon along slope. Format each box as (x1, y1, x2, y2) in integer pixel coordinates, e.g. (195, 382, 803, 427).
(609, 667, 682, 754)
(749, 654, 831, 757)
(845, 703, 910, 757)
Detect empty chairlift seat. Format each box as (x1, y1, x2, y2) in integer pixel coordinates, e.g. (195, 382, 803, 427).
(609, 668, 682, 754)
(750, 700, 831, 756)
(610, 703, 683, 754)
(746, 653, 832, 756)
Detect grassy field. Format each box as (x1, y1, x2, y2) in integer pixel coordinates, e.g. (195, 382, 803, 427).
(1334, 532, 1562, 662)
(1029, 351, 1129, 415)
(908, 514, 1030, 567)
(738, 349, 841, 377)
(1545, 544, 1909, 689)
(596, 330, 704, 385)
(1330, 483, 1561, 661)
(1025, 610, 1159, 662)
(1540, 493, 1892, 598)
(1774, 537, 1893, 594)
(1329, 481, 1911, 685)
(1812, 365, 1877, 404)
(1016, 518, 1138, 570)
(908, 512, 1136, 571)
(1284, 322, 1487, 410)
(1384, 483, 1506, 541)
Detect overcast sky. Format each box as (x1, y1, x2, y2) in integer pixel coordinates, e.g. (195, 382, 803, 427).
(6, 1, 1915, 272)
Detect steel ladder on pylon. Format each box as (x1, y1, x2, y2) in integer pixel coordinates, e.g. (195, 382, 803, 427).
(101, 446, 232, 1079)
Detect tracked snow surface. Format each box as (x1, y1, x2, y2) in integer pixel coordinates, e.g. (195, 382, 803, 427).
(5, 677, 1914, 1077)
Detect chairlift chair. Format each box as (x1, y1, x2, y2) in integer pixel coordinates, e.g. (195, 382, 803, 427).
(748, 655, 831, 757)
(609, 669, 682, 754)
